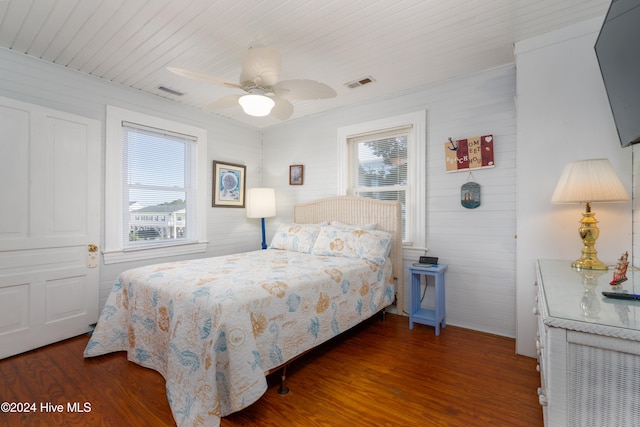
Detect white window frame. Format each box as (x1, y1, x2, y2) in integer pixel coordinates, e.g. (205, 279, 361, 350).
(103, 106, 208, 264)
(337, 111, 426, 247)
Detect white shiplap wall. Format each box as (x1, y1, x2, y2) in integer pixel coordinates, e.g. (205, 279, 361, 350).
(635, 145, 640, 267)
(0, 48, 262, 310)
(261, 65, 517, 338)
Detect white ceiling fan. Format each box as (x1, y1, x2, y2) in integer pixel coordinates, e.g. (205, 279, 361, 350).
(167, 47, 337, 120)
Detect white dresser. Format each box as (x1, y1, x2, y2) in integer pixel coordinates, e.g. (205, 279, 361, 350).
(535, 259, 640, 427)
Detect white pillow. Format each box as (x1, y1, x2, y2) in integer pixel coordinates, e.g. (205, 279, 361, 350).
(330, 220, 376, 230)
(312, 225, 392, 265)
(269, 223, 323, 253)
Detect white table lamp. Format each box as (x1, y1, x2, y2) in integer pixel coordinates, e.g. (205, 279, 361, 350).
(246, 188, 276, 249)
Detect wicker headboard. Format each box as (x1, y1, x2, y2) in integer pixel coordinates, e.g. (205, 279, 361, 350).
(293, 196, 403, 311)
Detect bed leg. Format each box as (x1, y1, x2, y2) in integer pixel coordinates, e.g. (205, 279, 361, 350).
(277, 365, 290, 395)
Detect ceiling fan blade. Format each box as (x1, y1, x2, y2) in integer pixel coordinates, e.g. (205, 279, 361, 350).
(239, 47, 281, 87)
(270, 97, 294, 120)
(205, 94, 242, 111)
(167, 67, 241, 89)
(273, 79, 337, 100)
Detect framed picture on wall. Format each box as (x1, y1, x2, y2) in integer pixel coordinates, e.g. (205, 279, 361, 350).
(212, 161, 246, 207)
(290, 164, 304, 185)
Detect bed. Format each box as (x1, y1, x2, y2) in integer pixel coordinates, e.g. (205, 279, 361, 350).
(84, 196, 403, 427)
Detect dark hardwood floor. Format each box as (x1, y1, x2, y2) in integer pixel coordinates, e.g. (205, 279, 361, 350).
(0, 314, 543, 427)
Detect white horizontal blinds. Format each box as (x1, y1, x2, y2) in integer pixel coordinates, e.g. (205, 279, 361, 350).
(121, 121, 196, 247)
(348, 125, 411, 240)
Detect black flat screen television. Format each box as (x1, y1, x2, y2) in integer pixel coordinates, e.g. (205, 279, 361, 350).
(594, 0, 640, 148)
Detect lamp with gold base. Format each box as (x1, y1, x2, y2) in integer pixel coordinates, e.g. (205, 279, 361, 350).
(551, 158, 629, 270)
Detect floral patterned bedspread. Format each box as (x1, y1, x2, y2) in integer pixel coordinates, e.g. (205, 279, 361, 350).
(84, 249, 393, 427)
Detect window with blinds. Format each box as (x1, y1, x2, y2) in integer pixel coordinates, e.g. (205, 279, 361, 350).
(122, 121, 196, 247)
(348, 125, 410, 240)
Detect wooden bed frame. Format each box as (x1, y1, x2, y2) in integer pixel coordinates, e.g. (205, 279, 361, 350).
(293, 195, 403, 309)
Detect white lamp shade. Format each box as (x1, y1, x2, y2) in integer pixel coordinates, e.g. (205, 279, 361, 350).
(246, 188, 276, 218)
(238, 94, 275, 117)
(551, 158, 629, 203)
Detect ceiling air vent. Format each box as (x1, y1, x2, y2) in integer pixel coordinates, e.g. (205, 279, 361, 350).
(345, 76, 376, 89)
(158, 85, 185, 96)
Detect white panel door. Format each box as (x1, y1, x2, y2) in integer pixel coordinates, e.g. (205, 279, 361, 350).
(0, 96, 100, 359)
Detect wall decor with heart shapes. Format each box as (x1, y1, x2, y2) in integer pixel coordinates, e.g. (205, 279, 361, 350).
(444, 134, 494, 172)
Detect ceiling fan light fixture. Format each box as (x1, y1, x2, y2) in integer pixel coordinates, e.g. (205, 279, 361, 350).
(238, 93, 275, 117)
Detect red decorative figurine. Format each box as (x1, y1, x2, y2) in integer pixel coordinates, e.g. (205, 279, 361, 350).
(610, 251, 629, 286)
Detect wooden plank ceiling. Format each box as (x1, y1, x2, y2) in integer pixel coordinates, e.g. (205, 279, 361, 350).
(0, 0, 610, 128)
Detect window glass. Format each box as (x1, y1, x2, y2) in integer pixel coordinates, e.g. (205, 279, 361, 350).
(349, 126, 411, 241)
(122, 123, 195, 246)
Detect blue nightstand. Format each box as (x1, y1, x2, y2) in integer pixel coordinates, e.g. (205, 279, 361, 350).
(408, 263, 447, 335)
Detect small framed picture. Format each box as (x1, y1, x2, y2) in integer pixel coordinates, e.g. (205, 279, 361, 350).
(289, 164, 304, 185)
(212, 161, 246, 207)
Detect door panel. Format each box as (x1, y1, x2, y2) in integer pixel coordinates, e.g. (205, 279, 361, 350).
(0, 283, 29, 335)
(0, 103, 29, 239)
(0, 97, 100, 359)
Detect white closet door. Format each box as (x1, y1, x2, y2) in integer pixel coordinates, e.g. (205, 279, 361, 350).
(0, 96, 100, 359)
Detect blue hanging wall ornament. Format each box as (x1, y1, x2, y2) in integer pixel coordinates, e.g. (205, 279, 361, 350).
(461, 172, 481, 209)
